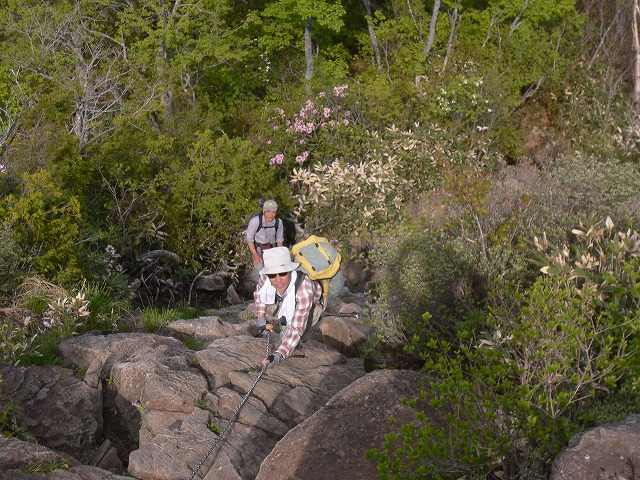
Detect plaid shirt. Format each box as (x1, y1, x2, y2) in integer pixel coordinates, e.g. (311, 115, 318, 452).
(254, 273, 322, 359)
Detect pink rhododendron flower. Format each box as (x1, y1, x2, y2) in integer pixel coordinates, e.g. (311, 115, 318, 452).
(295, 151, 310, 163)
(269, 153, 285, 166)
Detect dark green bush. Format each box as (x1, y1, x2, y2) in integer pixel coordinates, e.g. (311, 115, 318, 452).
(369, 221, 487, 347)
(0, 222, 23, 304)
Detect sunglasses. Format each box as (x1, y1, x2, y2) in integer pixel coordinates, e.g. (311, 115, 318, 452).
(266, 272, 289, 279)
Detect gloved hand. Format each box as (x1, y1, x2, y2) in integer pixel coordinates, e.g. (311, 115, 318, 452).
(262, 352, 281, 368)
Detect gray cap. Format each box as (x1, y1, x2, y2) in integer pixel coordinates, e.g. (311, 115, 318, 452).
(263, 200, 278, 211)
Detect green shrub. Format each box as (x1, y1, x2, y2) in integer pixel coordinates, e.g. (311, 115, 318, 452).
(1, 170, 83, 284)
(516, 156, 640, 245)
(23, 458, 70, 473)
(159, 131, 289, 267)
(0, 222, 23, 304)
(183, 335, 203, 351)
(370, 219, 640, 478)
(82, 280, 131, 333)
(369, 221, 487, 346)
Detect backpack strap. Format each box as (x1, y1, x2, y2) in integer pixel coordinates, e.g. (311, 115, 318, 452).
(257, 212, 263, 232)
(294, 271, 306, 292)
(255, 213, 280, 239)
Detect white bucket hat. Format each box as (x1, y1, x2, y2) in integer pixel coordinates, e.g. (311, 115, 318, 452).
(260, 246, 299, 275)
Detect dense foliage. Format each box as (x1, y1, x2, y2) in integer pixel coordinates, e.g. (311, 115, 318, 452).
(1, 0, 639, 478)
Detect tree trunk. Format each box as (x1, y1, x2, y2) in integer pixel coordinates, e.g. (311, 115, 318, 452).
(406, 0, 423, 42)
(362, 0, 382, 70)
(442, 3, 460, 72)
(633, 0, 640, 108)
(423, 0, 441, 56)
(304, 17, 314, 93)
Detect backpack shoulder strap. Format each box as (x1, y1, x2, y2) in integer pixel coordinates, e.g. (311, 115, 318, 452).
(257, 212, 263, 232)
(294, 271, 306, 292)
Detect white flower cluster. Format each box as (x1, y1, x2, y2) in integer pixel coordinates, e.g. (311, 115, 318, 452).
(290, 150, 414, 235)
(43, 292, 90, 329)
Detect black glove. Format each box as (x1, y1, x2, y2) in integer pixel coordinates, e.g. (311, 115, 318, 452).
(254, 326, 266, 338)
(265, 353, 282, 367)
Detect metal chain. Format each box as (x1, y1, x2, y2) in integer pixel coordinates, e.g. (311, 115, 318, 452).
(188, 331, 272, 480)
(325, 312, 361, 318)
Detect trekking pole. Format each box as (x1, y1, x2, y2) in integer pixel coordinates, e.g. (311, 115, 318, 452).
(188, 330, 272, 480)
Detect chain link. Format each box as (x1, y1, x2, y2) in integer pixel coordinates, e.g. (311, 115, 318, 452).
(188, 330, 272, 480)
(325, 312, 360, 318)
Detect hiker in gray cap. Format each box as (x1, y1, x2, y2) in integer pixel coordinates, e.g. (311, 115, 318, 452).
(245, 200, 284, 281)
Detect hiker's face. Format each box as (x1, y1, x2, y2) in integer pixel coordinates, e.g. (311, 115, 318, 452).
(268, 271, 291, 293)
(263, 210, 277, 223)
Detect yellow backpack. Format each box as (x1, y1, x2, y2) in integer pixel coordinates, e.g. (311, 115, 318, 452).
(291, 235, 345, 298)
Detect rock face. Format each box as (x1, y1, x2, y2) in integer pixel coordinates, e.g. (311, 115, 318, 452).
(3, 290, 637, 480)
(256, 369, 437, 480)
(0, 293, 388, 480)
(0, 363, 104, 462)
(550, 414, 640, 480)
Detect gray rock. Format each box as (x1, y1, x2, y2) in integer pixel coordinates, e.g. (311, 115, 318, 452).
(320, 315, 375, 357)
(550, 414, 640, 480)
(256, 369, 437, 480)
(0, 363, 102, 462)
(166, 316, 243, 343)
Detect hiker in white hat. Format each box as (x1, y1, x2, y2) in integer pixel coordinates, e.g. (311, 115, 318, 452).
(245, 199, 284, 282)
(254, 246, 324, 367)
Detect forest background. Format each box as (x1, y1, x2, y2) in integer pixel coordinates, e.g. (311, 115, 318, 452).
(1, 0, 640, 478)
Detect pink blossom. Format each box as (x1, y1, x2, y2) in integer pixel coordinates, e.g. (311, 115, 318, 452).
(273, 125, 279, 130)
(295, 151, 310, 163)
(269, 153, 285, 166)
(267, 140, 272, 145)
(333, 84, 348, 98)
(0, 164, 5, 174)
(323, 107, 331, 118)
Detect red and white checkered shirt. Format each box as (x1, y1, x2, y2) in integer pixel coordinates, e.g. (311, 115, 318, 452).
(254, 273, 322, 359)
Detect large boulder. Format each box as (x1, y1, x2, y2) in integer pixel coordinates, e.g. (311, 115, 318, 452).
(550, 414, 640, 480)
(256, 369, 437, 480)
(0, 363, 103, 462)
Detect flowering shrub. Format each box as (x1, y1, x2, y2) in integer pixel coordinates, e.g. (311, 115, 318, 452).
(435, 69, 494, 131)
(290, 153, 414, 239)
(532, 217, 640, 307)
(43, 292, 90, 337)
(288, 122, 497, 241)
(0, 320, 38, 365)
(264, 85, 352, 167)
